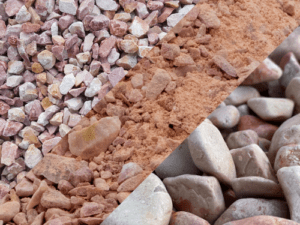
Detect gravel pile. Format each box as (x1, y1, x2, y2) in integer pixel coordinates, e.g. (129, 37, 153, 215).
(103, 51, 300, 224)
(0, 0, 299, 224)
(0, 0, 197, 182)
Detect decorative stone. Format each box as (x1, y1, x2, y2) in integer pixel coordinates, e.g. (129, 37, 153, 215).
(188, 120, 236, 185)
(102, 173, 172, 225)
(164, 175, 225, 223)
(68, 116, 121, 159)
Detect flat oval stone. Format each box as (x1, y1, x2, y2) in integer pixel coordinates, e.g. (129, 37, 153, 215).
(208, 105, 240, 129)
(224, 86, 260, 106)
(247, 97, 294, 122)
(231, 177, 283, 198)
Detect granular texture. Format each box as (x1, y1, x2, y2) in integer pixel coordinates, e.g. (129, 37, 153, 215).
(1, 0, 300, 224)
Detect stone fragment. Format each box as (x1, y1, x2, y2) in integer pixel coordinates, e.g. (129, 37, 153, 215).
(161, 43, 181, 60)
(146, 69, 171, 100)
(231, 177, 283, 198)
(0, 201, 20, 223)
(1, 141, 18, 166)
(129, 16, 149, 38)
(164, 175, 225, 223)
(32, 154, 88, 184)
(80, 202, 104, 217)
(42, 137, 61, 155)
(226, 130, 259, 149)
(116, 54, 137, 69)
(68, 116, 121, 159)
(15, 178, 34, 197)
(78, 0, 94, 20)
(118, 162, 143, 184)
(108, 67, 125, 87)
(188, 120, 236, 185)
(16, 5, 31, 24)
(24, 144, 43, 169)
(2, 120, 23, 136)
(7, 61, 24, 74)
(90, 15, 110, 31)
(85, 78, 102, 97)
(5, 0, 24, 17)
(96, 0, 119, 11)
(170, 13, 189, 29)
(59, 0, 77, 15)
(41, 189, 71, 210)
(110, 20, 128, 37)
(69, 22, 85, 38)
(19, 82, 38, 102)
(213, 55, 237, 77)
(0, 101, 10, 115)
(65, 97, 83, 111)
(59, 73, 75, 95)
(247, 97, 294, 121)
(102, 173, 172, 225)
(198, 5, 220, 29)
(8, 107, 25, 123)
(26, 180, 48, 210)
(231, 144, 277, 181)
(37, 50, 56, 70)
(99, 36, 116, 58)
(173, 53, 195, 67)
(214, 198, 289, 225)
(277, 166, 300, 223)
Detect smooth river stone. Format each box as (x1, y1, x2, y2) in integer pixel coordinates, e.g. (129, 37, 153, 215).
(164, 175, 225, 224)
(224, 86, 260, 106)
(247, 97, 294, 122)
(268, 114, 300, 165)
(207, 105, 240, 129)
(277, 166, 300, 223)
(102, 173, 173, 225)
(187, 121, 236, 185)
(214, 198, 289, 225)
(169, 211, 210, 225)
(274, 144, 300, 172)
(231, 177, 283, 198)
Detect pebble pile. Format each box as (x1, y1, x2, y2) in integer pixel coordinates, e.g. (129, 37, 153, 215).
(0, 0, 197, 182)
(0, 0, 299, 224)
(104, 48, 300, 224)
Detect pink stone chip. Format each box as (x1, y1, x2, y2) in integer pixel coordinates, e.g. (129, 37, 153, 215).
(99, 36, 116, 58)
(1, 141, 18, 166)
(2, 120, 23, 137)
(108, 67, 126, 87)
(42, 137, 62, 155)
(109, 20, 128, 37)
(5, 0, 24, 17)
